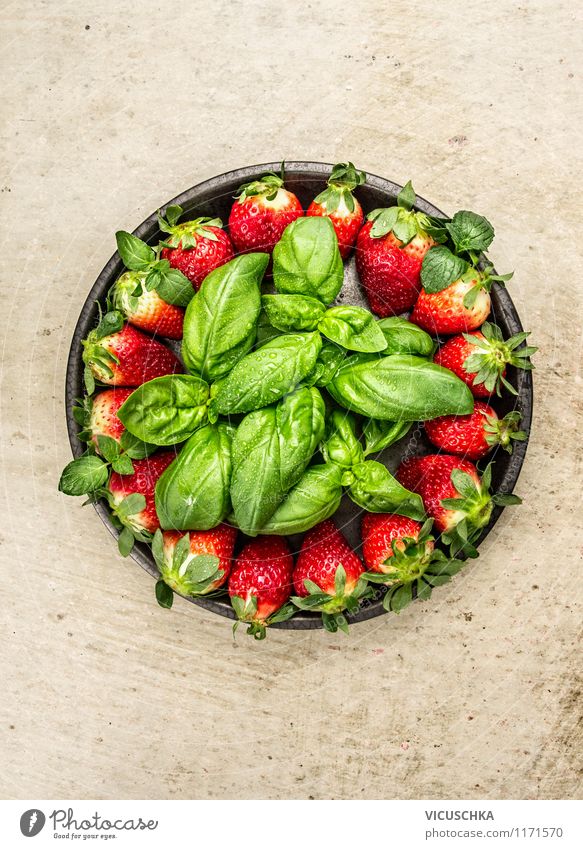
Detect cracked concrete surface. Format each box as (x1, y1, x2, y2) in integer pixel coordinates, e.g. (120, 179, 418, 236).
(1, 0, 581, 800)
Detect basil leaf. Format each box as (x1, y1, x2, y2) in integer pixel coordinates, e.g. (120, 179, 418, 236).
(326, 354, 474, 421)
(111, 454, 135, 475)
(115, 231, 155, 272)
(255, 309, 285, 348)
(182, 253, 268, 382)
(321, 410, 363, 469)
(210, 332, 322, 416)
(306, 342, 347, 387)
(96, 434, 121, 463)
(259, 463, 344, 535)
(118, 375, 209, 446)
(376, 317, 435, 357)
(363, 420, 412, 455)
(319, 305, 388, 353)
(155, 267, 194, 307)
(261, 294, 325, 332)
(273, 217, 343, 305)
(446, 210, 495, 253)
(348, 461, 425, 520)
(58, 455, 109, 496)
(119, 430, 157, 459)
(420, 246, 469, 293)
(155, 423, 234, 530)
(230, 387, 326, 535)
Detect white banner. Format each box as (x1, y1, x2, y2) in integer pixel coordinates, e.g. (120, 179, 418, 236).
(0, 800, 580, 848)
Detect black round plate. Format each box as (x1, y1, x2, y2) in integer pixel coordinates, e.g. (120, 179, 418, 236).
(65, 162, 533, 629)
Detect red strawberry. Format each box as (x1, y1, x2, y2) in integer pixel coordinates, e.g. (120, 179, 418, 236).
(152, 524, 238, 607)
(356, 181, 436, 316)
(433, 322, 536, 397)
(425, 402, 526, 460)
(82, 311, 182, 391)
(110, 271, 184, 339)
(87, 388, 133, 448)
(158, 205, 234, 291)
(411, 271, 492, 335)
(228, 536, 294, 639)
(108, 451, 176, 536)
(361, 513, 467, 613)
(362, 514, 427, 575)
(292, 520, 369, 633)
(396, 454, 520, 555)
(228, 168, 303, 255)
(306, 162, 365, 259)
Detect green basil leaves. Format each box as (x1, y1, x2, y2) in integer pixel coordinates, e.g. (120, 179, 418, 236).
(259, 463, 345, 535)
(262, 294, 325, 332)
(347, 461, 425, 520)
(377, 317, 435, 357)
(209, 332, 322, 416)
(262, 295, 388, 354)
(318, 305, 387, 353)
(155, 423, 234, 530)
(273, 217, 343, 304)
(326, 354, 474, 421)
(230, 387, 326, 535)
(118, 375, 209, 446)
(182, 253, 268, 382)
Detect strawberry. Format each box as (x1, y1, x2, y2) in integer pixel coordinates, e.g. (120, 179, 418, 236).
(425, 402, 526, 460)
(228, 536, 295, 639)
(433, 322, 537, 397)
(158, 205, 234, 291)
(362, 513, 427, 575)
(361, 513, 467, 613)
(397, 454, 521, 556)
(411, 271, 492, 335)
(228, 168, 303, 255)
(291, 520, 370, 633)
(87, 388, 133, 447)
(306, 162, 365, 259)
(110, 271, 184, 339)
(82, 311, 182, 392)
(355, 181, 436, 316)
(152, 524, 237, 608)
(107, 451, 177, 556)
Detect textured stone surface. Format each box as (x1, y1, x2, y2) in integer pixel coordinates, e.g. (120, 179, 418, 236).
(0, 0, 581, 800)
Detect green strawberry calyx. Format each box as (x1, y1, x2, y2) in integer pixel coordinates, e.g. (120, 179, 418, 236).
(151, 529, 224, 606)
(81, 309, 124, 391)
(463, 321, 537, 396)
(157, 203, 223, 248)
(230, 595, 296, 640)
(461, 265, 515, 309)
(235, 165, 285, 203)
(440, 463, 521, 557)
(367, 181, 442, 245)
(106, 491, 152, 557)
(484, 411, 528, 453)
(313, 161, 365, 215)
(291, 564, 373, 634)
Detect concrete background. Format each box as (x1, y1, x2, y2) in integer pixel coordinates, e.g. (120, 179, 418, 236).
(1, 0, 581, 800)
